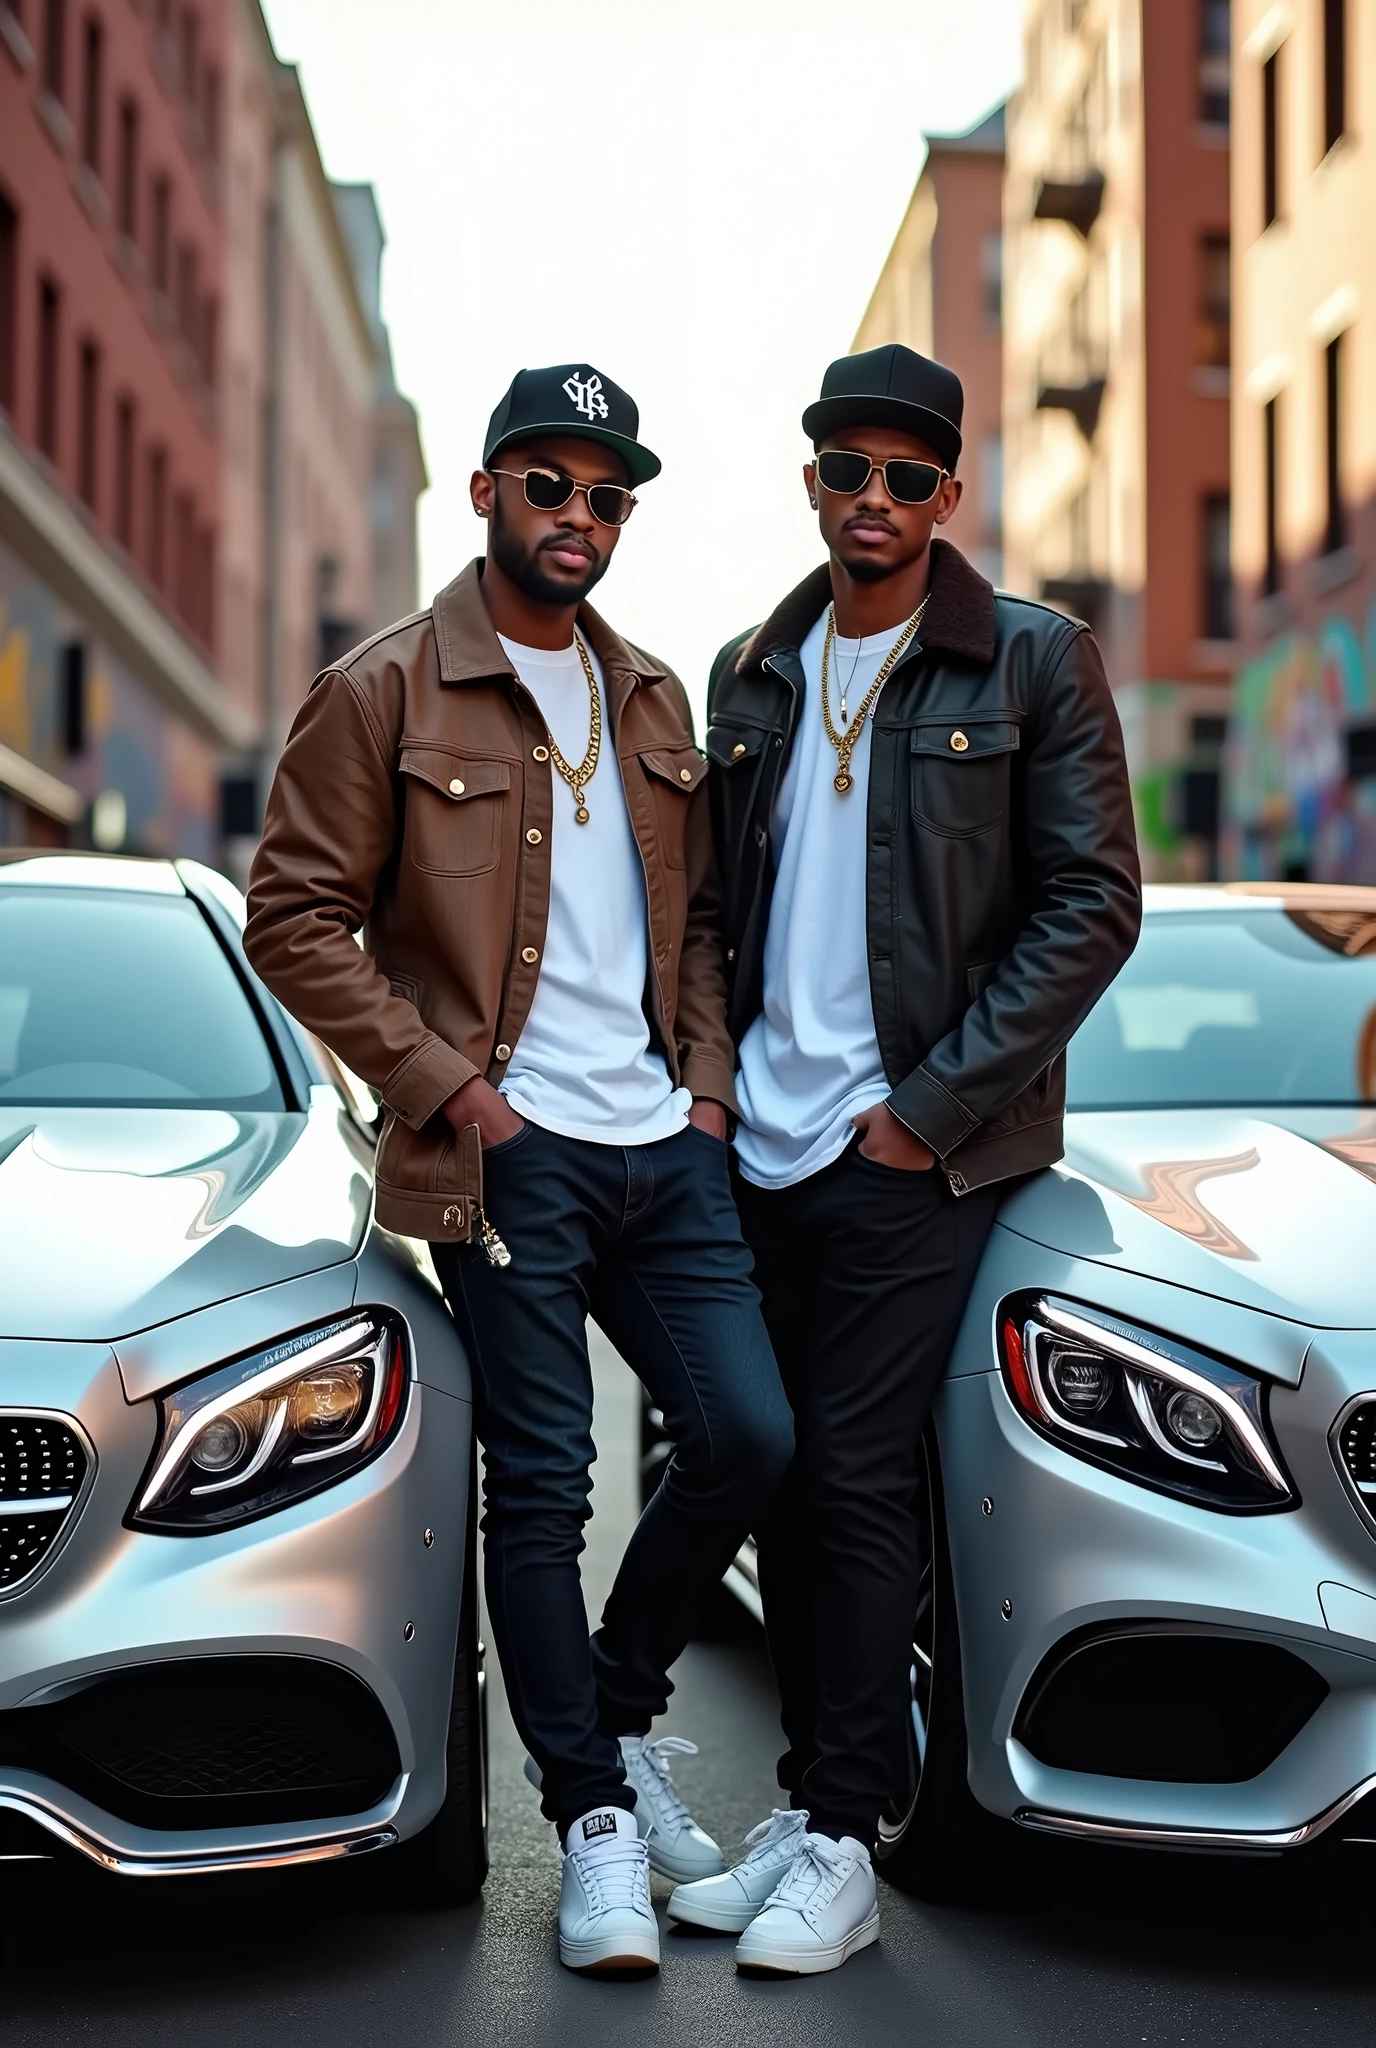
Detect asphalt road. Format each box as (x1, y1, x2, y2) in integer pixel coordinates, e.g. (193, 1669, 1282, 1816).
(5, 1330, 1376, 2045)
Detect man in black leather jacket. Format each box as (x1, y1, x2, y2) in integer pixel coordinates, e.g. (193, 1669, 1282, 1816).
(664, 345, 1141, 1974)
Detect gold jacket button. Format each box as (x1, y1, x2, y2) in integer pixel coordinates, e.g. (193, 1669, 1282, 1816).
(731, 743, 747, 759)
(950, 731, 970, 753)
(522, 946, 539, 963)
(679, 767, 693, 783)
(495, 1043, 512, 1060)
(532, 745, 550, 762)
(526, 827, 542, 844)
(442, 1203, 463, 1230)
(448, 777, 465, 794)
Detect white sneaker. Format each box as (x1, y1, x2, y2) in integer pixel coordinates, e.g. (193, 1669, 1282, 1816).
(618, 1735, 726, 1883)
(733, 1831, 880, 1976)
(558, 1807, 659, 1974)
(667, 1807, 809, 1932)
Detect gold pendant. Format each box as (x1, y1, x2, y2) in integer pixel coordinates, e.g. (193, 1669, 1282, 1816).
(574, 799, 590, 824)
(834, 771, 852, 794)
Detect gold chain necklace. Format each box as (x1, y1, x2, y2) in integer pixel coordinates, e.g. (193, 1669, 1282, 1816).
(544, 631, 602, 824)
(820, 596, 928, 793)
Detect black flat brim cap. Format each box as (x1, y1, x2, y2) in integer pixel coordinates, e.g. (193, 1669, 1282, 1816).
(802, 343, 963, 473)
(485, 364, 662, 488)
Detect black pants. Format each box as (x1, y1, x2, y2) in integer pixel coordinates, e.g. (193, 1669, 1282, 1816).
(433, 1120, 792, 1838)
(734, 1143, 1000, 1847)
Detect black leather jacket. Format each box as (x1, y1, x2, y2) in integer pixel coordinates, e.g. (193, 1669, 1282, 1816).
(706, 541, 1142, 1194)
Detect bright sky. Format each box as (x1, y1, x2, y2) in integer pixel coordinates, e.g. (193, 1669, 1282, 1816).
(262, 0, 1022, 720)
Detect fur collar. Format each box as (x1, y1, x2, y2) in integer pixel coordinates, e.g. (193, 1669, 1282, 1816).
(737, 538, 997, 673)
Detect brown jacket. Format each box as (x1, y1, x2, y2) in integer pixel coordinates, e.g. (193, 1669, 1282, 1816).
(244, 560, 736, 1242)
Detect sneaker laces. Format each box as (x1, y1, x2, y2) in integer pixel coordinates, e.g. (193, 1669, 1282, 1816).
(737, 1808, 809, 1871)
(625, 1735, 699, 1829)
(768, 1833, 855, 1913)
(567, 1836, 652, 1916)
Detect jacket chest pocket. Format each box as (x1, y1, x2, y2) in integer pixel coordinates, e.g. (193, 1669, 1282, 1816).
(399, 747, 511, 876)
(637, 745, 707, 869)
(909, 721, 1019, 838)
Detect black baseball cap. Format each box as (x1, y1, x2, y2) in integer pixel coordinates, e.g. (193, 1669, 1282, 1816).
(802, 343, 964, 473)
(483, 364, 662, 488)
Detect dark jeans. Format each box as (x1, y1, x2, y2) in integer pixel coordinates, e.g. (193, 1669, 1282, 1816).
(433, 1120, 791, 1838)
(734, 1142, 1000, 1847)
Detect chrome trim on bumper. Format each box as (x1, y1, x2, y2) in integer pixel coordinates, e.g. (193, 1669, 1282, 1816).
(1015, 1771, 1376, 1853)
(0, 1791, 399, 1877)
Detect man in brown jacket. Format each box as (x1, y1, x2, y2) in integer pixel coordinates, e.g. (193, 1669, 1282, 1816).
(245, 364, 791, 1975)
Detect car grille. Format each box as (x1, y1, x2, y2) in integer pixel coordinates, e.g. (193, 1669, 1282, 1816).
(0, 1417, 88, 1591)
(0, 1658, 404, 1828)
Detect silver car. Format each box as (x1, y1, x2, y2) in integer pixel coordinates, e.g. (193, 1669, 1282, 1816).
(685, 884, 1376, 1886)
(0, 851, 483, 1894)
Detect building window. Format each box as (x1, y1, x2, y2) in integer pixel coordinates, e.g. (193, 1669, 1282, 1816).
(116, 99, 138, 239)
(151, 175, 171, 294)
(1196, 233, 1230, 367)
(1200, 0, 1230, 125)
(173, 489, 195, 624)
(80, 13, 102, 176)
(42, 0, 66, 102)
(179, 6, 198, 98)
(201, 294, 218, 387)
(37, 276, 60, 461)
(114, 394, 135, 548)
(77, 337, 98, 509)
(1323, 0, 1346, 156)
(1263, 397, 1280, 595)
(197, 524, 215, 647)
(980, 434, 1004, 543)
(1263, 51, 1280, 226)
(981, 231, 1002, 325)
(61, 641, 86, 756)
(0, 193, 16, 417)
(147, 444, 167, 586)
(203, 62, 221, 162)
(1202, 493, 1233, 639)
(1324, 335, 1345, 555)
(175, 240, 198, 344)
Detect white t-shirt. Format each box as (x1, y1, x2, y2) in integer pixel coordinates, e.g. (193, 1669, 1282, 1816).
(733, 610, 896, 1189)
(495, 633, 690, 1146)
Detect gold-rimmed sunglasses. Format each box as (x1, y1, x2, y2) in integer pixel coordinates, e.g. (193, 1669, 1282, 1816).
(488, 465, 638, 528)
(814, 449, 950, 505)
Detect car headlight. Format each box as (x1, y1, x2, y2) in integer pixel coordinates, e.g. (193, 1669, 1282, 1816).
(997, 1294, 1295, 1513)
(129, 1312, 410, 1533)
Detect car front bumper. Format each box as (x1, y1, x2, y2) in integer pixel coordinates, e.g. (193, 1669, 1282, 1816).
(941, 1254, 1376, 1851)
(0, 1297, 471, 1873)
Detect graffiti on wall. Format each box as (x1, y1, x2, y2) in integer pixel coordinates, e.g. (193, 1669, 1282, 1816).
(0, 541, 216, 858)
(1224, 598, 1376, 882)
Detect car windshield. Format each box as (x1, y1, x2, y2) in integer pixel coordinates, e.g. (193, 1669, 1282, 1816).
(1067, 907, 1376, 1110)
(0, 888, 285, 1109)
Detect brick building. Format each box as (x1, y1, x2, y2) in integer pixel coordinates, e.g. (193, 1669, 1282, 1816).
(0, 0, 423, 864)
(1225, 0, 1376, 881)
(1002, 0, 1234, 879)
(853, 104, 1006, 586)
(0, 0, 250, 853)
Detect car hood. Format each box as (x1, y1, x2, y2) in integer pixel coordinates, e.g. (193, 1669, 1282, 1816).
(0, 1094, 372, 1340)
(997, 1107, 1376, 1330)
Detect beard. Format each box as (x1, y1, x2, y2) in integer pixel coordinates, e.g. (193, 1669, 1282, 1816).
(487, 492, 611, 606)
(835, 541, 904, 585)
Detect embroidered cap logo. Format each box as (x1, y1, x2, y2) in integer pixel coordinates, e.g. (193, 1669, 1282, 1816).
(562, 370, 610, 423)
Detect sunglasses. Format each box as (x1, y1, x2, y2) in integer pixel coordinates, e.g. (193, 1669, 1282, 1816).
(814, 449, 949, 505)
(488, 465, 638, 528)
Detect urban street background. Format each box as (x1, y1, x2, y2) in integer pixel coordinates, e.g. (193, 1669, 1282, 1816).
(3, 2, 1373, 883)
